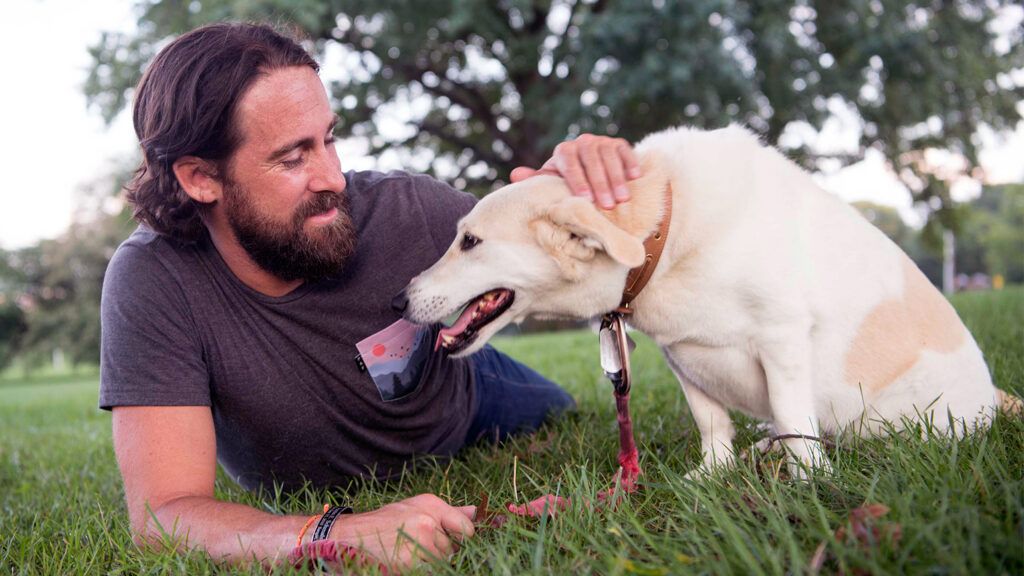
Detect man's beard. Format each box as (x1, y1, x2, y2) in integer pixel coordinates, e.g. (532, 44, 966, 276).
(221, 182, 356, 282)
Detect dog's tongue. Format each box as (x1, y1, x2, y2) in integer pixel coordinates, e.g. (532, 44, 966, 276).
(434, 300, 479, 351)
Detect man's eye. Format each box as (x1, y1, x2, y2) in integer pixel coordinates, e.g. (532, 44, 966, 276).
(461, 233, 481, 251)
(281, 156, 304, 169)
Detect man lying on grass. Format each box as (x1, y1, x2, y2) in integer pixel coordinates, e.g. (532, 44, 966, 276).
(99, 21, 640, 571)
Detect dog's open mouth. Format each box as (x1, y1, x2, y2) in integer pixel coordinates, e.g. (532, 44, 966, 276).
(435, 289, 515, 354)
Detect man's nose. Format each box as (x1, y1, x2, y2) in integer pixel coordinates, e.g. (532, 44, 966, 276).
(310, 147, 346, 194)
(391, 289, 409, 313)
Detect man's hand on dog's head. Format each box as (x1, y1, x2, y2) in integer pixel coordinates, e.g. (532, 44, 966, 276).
(510, 134, 642, 210)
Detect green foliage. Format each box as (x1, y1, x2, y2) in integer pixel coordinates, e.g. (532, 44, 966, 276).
(6, 208, 136, 370)
(2, 161, 139, 370)
(957, 184, 1024, 283)
(854, 186, 1024, 288)
(2, 289, 1023, 574)
(852, 201, 914, 246)
(86, 0, 1023, 214)
(0, 250, 28, 372)
(0, 301, 27, 372)
(852, 201, 939, 285)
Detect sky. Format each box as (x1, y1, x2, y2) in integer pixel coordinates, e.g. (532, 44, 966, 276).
(1, 0, 1022, 251)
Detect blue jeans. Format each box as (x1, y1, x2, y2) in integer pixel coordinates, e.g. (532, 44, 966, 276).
(464, 345, 576, 445)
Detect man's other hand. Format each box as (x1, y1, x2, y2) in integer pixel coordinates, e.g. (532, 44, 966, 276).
(329, 493, 476, 569)
(510, 134, 642, 210)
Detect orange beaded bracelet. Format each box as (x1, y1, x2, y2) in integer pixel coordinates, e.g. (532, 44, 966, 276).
(295, 504, 330, 548)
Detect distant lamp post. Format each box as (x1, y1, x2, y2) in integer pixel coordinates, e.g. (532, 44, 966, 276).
(942, 229, 955, 296)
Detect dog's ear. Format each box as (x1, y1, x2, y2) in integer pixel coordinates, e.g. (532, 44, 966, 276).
(547, 197, 646, 267)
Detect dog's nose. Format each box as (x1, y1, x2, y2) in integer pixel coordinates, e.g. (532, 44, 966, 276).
(391, 289, 409, 313)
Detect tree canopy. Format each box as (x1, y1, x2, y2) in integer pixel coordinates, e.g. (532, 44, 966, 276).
(87, 0, 1023, 220)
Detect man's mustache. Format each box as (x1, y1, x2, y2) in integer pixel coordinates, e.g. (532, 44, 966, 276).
(295, 192, 345, 221)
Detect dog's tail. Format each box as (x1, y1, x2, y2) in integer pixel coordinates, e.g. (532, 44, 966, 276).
(997, 389, 1024, 416)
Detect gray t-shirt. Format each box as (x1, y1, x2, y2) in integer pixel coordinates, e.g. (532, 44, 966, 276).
(99, 170, 477, 491)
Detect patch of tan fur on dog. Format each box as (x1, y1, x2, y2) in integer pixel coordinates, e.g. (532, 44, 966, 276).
(845, 256, 966, 392)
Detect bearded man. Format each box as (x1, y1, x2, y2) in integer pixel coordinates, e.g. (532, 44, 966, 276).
(99, 21, 639, 570)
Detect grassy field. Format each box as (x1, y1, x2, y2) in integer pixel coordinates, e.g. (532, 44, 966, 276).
(2, 289, 1023, 575)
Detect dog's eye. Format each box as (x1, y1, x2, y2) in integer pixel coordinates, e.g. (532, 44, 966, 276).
(569, 232, 581, 241)
(461, 233, 481, 251)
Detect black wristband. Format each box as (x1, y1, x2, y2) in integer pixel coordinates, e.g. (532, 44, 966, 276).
(311, 505, 353, 541)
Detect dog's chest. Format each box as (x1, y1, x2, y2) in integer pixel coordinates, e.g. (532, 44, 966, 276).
(629, 281, 773, 418)
(662, 341, 772, 419)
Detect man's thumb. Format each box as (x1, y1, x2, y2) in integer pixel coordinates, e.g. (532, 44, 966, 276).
(510, 166, 536, 183)
(457, 505, 477, 521)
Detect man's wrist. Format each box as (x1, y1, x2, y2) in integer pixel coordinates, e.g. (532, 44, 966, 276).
(311, 505, 353, 542)
(296, 504, 329, 548)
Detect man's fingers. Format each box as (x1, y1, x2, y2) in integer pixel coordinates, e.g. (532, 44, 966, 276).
(438, 505, 476, 543)
(431, 529, 455, 558)
(457, 505, 477, 521)
(602, 143, 630, 203)
(553, 143, 593, 202)
(579, 144, 614, 209)
(619, 142, 642, 180)
(528, 136, 638, 207)
(509, 166, 536, 183)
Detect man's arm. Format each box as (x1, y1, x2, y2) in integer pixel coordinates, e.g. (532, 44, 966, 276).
(112, 406, 475, 569)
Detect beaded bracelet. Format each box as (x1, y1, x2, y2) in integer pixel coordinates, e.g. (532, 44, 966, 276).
(295, 504, 329, 548)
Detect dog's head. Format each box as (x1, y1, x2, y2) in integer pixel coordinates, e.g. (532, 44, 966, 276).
(399, 175, 649, 357)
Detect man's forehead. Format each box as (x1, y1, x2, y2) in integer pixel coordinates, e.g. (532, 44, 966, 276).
(235, 66, 332, 146)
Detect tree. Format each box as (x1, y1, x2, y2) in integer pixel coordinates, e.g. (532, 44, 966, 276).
(956, 184, 1024, 283)
(9, 210, 135, 369)
(87, 0, 1022, 218)
(5, 162, 137, 370)
(0, 249, 28, 371)
(852, 200, 944, 285)
(852, 201, 913, 248)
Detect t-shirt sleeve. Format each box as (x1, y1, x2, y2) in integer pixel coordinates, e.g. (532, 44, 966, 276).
(99, 242, 210, 410)
(407, 174, 478, 258)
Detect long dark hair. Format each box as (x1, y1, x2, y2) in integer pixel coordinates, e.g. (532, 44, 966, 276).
(127, 22, 319, 242)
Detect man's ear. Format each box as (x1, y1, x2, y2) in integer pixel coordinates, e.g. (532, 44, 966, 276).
(172, 156, 223, 205)
(547, 197, 645, 267)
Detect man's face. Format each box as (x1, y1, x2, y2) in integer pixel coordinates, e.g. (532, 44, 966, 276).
(219, 66, 355, 282)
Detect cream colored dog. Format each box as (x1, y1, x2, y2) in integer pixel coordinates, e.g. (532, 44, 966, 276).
(401, 125, 1012, 475)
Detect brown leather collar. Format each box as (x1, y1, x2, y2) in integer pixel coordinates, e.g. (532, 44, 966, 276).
(616, 183, 672, 313)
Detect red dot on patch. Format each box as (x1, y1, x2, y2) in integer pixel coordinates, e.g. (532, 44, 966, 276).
(372, 344, 386, 357)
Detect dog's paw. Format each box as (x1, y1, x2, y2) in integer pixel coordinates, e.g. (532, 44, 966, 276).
(786, 456, 833, 481)
(785, 445, 833, 480)
(684, 465, 715, 481)
(685, 447, 736, 480)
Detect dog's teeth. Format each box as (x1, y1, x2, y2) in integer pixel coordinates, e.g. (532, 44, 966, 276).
(442, 334, 456, 346)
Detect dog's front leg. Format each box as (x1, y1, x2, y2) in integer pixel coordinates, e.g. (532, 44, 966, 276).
(757, 330, 831, 478)
(663, 353, 736, 475)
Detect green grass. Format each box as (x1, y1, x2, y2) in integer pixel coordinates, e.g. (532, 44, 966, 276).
(2, 289, 1023, 574)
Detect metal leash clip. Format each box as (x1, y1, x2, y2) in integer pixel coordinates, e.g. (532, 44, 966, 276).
(599, 312, 636, 396)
